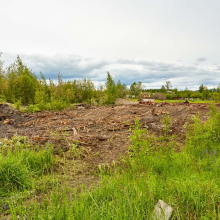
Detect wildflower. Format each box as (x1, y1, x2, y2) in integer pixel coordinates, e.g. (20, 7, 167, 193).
(206, 149, 208, 154)
(214, 150, 216, 155)
(217, 153, 219, 157)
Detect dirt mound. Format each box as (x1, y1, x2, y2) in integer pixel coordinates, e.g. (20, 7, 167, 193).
(0, 104, 33, 138)
(0, 104, 20, 116)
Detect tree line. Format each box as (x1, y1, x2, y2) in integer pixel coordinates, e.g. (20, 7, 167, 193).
(0, 54, 219, 111)
(144, 81, 220, 101)
(0, 54, 136, 110)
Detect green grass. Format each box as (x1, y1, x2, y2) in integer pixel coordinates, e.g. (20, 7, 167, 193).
(2, 106, 220, 219)
(0, 136, 55, 198)
(127, 98, 139, 102)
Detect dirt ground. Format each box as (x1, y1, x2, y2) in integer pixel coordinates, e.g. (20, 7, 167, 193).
(0, 101, 216, 172)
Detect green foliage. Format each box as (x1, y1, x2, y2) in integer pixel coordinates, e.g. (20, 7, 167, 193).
(105, 72, 117, 104)
(160, 113, 172, 136)
(0, 94, 6, 103)
(0, 136, 55, 197)
(116, 80, 127, 98)
(0, 54, 220, 108)
(211, 91, 220, 102)
(24, 104, 40, 113)
(129, 81, 144, 97)
(15, 100, 21, 110)
(49, 98, 68, 111)
(165, 93, 173, 100)
(160, 85, 166, 93)
(190, 91, 202, 98)
(202, 88, 210, 100)
(199, 84, 206, 93)
(186, 105, 220, 157)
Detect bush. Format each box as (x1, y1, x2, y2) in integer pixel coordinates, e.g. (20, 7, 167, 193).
(0, 95, 6, 103)
(15, 100, 22, 110)
(186, 105, 220, 157)
(152, 93, 165, 100)
(49, 99, 68, 111)
(165, 93, 173, 100)
(23, 104, 40, 113)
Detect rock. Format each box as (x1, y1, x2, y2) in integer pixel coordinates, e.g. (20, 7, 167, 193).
(151, 200, 173, 220)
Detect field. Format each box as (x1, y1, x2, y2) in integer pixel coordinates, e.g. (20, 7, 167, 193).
(0, 100, 220, 219)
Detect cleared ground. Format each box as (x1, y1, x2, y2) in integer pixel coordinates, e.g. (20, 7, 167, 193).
(0, 101, 214, 172)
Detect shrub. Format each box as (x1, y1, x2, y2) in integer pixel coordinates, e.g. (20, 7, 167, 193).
(15, 100, 22, 110)
(0, 95, 6, 103)
(186, 105, 220, 157)
(165, 93, 173, 100)
(152, 93, 165, 100)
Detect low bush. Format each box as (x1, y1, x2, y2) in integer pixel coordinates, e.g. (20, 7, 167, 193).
(165, 93, 173, 100)
(152, 93, 166, 100)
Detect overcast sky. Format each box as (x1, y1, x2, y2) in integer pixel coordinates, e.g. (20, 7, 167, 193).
(1, 0, 220, 90)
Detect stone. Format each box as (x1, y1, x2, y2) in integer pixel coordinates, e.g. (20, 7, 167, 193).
(151, 200, 173, 220)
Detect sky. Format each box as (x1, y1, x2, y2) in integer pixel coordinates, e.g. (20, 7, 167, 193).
(1, 0, 220, 90)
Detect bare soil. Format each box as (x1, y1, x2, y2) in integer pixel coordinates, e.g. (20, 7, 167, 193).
(0, 101, 214, 172)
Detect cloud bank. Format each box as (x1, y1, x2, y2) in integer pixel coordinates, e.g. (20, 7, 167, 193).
(196, 57, 207, 62)
(2, 53, 220, 90)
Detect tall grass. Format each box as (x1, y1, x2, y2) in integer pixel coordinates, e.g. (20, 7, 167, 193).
(0, 136, 55, 197)
(7, 106, 220, 219)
